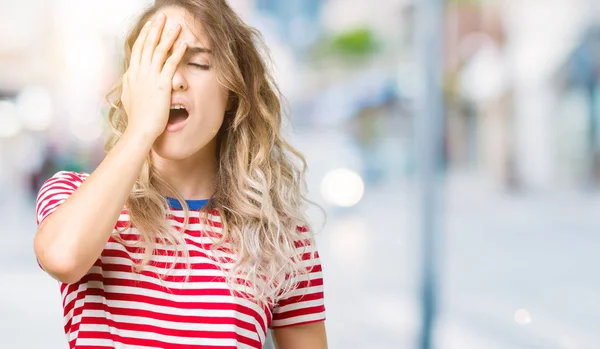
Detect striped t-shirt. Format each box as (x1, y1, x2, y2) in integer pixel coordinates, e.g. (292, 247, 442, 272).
(35, 171, 326, 349)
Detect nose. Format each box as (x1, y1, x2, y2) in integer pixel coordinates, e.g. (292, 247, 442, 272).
(171, 68, 188, 91)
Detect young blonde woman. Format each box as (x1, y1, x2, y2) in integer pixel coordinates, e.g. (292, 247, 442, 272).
(33, 1, 326, 348)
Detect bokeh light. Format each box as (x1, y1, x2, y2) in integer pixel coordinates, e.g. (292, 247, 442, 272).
(0, 100, 22, 138)
(16, 87, 53, 131)
(320, 168, 365, 207)
(514, 309, 532, 325)
(69, 117, 103, 144)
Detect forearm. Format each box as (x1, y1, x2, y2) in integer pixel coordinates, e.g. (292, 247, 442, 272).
(34, 130, 154, 283)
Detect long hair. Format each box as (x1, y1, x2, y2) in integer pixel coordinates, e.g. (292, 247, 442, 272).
(104, 0, 320, 307)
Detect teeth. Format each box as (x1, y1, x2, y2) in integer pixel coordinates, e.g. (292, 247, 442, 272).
(170, 105, 185, 110)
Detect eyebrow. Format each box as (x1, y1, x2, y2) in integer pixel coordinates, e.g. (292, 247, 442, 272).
(187, 46, 212, 54)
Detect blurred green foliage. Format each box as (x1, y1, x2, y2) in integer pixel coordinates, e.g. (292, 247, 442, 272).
(310, 27, 380, 64)
(330, 27, 378, 55)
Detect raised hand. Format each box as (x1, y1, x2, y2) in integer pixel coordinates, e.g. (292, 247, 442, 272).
(121, 13, 187, 142)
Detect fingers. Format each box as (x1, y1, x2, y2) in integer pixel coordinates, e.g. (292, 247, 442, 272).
(128, 12, 185, 85)
(161, 42, 187, 79)
(152, 23, 182, 71)
(129, 20, 152, 74)
(141, 13, 166, 67)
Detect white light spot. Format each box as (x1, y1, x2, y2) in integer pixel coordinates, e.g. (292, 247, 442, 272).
(514, 309, 532, 325)
(0, 100, 22, 138)
(320, 168, 365, 207)
(69, 118, 103, 143)
(16, 87, 53, 131)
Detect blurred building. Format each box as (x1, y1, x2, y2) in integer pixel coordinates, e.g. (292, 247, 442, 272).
(4, 1, 600, 349)
(442, 0, 600, 192)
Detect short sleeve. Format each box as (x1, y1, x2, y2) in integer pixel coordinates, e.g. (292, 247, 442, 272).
(35, 171, 89, 226)
(270, 234, 326, 329)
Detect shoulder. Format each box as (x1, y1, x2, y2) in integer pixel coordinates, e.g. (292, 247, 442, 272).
(36, 170, 91, 201)
(35, 171, 91, 225)
(51, 170, 90, 181)
(40, 171, 90, 188)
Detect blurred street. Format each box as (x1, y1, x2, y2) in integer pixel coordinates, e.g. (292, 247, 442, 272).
(3, 0, 600, 348)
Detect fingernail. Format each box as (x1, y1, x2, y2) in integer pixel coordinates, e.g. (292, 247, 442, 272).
(144, 20, 151, 27)
(158, 13, 165, 20)
(170, 23, 180, 31)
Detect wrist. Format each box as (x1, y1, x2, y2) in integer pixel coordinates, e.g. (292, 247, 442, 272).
(121, 129, 156, 150)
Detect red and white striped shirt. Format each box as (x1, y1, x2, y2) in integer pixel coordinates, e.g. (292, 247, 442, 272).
(35, 171, 326, 349)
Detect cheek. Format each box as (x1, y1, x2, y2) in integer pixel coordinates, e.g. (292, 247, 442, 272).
(195, 78, 227, 113)
(194, 74, 227, 105)
(191, 78, 227, 132)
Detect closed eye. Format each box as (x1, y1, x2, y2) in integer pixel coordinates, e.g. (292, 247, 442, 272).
(189, 63, 210, 70)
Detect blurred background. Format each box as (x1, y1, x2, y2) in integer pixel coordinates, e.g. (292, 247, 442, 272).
(2, 0, 600, 348)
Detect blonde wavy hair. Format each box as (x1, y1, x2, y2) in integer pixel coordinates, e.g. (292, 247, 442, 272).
(105, 0, 320, 307)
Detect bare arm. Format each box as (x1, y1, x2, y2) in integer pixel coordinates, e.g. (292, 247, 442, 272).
(34, 14, 187, 284)
(272, 322, 327, 349)
(34, 131, 154, 283)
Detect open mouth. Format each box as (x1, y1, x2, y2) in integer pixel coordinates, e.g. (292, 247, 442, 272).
(168, 105, 189, 125)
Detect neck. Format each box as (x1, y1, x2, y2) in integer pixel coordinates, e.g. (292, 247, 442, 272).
(150, 143, 217, 201)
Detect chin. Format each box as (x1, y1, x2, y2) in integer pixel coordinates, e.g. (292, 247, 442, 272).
(152, 146, 195, 161)
(152, 134, 216, 161)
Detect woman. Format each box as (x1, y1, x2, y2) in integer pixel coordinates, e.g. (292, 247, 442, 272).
(33, 1, 326, 348)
